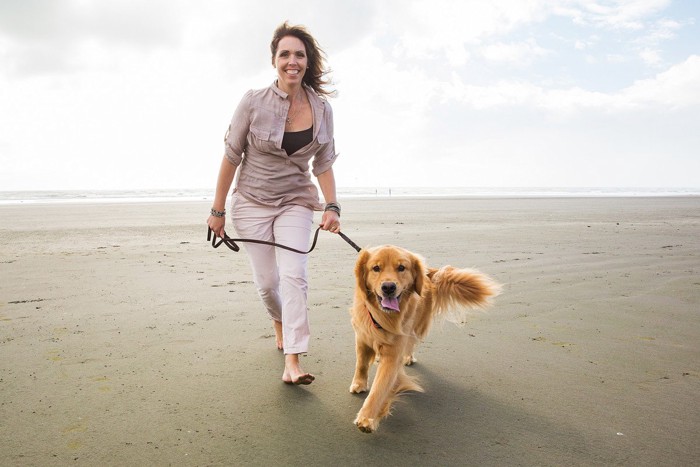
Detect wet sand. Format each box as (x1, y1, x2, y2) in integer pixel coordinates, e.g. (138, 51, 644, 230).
(1, 196, 698, 466)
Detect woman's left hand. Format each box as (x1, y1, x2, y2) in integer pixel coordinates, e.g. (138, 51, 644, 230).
(320, 210, 341, 233)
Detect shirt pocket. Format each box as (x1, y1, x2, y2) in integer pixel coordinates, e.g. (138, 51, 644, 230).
(249, 125, 280, 154)
(250, 126, 271, 142)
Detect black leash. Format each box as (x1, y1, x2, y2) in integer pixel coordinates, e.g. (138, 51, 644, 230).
(337, 231, 362, 253)
(207, 226, 362, 254)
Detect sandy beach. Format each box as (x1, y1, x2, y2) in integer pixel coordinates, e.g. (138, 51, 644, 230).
(1, 196, 698, 466)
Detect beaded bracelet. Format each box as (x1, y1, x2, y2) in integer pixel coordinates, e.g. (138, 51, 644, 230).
(210, 208, 226, 218)
(324, 202, 341, 216)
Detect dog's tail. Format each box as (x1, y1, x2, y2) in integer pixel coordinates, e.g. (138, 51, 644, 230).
(428, 266, 501, 325)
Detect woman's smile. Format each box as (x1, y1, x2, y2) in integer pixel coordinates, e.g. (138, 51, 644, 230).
(275, 35, 307, 91)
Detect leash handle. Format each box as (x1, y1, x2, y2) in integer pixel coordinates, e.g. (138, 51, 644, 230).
(208, 226, 321, 254)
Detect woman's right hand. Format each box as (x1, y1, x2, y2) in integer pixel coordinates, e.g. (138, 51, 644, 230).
(207, 215, 226, 238)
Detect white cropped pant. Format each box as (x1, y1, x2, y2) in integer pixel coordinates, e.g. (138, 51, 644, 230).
(231, 193, 314, 355)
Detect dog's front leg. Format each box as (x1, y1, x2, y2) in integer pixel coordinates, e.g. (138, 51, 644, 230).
(354, 348, 401, 433)
(349, 337, 374, 393)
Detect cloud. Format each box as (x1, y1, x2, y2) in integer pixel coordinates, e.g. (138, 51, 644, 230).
(435, 54, 700, 113)
(380, 0, 549, 66)
(0, 0, 183, 76)
(621, 54, 700, 108)
(639, 47, 662, 66)
(647, 17, 685, 42)
(557, 0, 671, 30)
(480, 38, 550, 66)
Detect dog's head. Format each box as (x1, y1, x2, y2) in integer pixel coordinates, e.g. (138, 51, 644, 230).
(355, 245, 426, 313)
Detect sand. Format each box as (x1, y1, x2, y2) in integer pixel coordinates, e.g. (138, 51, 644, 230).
(1, 196, 698, 466)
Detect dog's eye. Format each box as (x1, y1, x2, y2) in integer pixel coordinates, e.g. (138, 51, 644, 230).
(398, 265, 406, 272)
(372, 265, 380, 272)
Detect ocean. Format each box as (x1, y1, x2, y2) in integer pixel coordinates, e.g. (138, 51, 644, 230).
(0, 187, 698, 205)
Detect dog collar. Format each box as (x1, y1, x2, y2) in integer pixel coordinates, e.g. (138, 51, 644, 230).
(367, 309, 383, 330)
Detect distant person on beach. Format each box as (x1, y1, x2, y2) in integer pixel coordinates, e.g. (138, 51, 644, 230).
(207, 22, 340, 385)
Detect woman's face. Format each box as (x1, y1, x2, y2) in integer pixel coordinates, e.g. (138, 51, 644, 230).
(274, 35, 308, 91)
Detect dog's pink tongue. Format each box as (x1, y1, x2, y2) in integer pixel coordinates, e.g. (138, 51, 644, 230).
(381, 296, 400, 312)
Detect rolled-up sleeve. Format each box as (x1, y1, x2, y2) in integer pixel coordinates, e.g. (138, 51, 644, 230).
(312, 102, 339, 176)
(224, 90, 252, 166)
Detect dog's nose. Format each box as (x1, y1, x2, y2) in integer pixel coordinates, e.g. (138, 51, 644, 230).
(381, 282, 397, 296)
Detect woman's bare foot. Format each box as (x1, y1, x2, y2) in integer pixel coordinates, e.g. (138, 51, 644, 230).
(282, 353, 315, 385)
(273, 320, 283, 351)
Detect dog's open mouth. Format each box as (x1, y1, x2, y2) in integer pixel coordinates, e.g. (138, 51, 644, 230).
(378, 294, 401, 313)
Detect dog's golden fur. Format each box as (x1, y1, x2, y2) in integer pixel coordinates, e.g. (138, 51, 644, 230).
(349, 245, 500, 433)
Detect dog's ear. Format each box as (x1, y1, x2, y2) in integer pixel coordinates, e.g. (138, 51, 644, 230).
(355, 249, 371, 296)
(411, 253, 426, 296)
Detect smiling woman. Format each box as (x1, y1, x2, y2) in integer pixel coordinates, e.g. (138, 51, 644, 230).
(275, 35, 310, 131)
(206, 21, 341, 387)
(269, 21, 335, 100)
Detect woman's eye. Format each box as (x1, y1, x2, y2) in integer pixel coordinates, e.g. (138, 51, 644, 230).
(372, 266, 380, 272)
(398, 265, 406, 272)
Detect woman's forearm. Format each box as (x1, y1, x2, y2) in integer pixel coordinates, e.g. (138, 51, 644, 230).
(213, 157, 238, 211)
(316, 167, 337, 204)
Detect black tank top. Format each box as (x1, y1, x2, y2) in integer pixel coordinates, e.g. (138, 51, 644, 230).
(281, 127, 313, 155)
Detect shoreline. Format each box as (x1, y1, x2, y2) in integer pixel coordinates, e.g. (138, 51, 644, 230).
(1, 193, 699, 210)
(1, 186, 699, 206)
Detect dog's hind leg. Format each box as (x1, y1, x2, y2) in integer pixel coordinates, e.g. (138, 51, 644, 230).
(349, 337, 375, 394)
(403, 337, 419, 366)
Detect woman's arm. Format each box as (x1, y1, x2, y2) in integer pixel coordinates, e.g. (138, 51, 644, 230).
(207, 157, 238, 238)
(317, 167, 341, 233)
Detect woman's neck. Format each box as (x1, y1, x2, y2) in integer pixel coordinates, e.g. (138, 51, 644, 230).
(278, 81, 303, 99)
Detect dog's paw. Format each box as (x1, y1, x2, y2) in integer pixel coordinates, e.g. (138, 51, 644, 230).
(403, 354, 417, 366)
(349, 381, 368, 393)
(354, 415, 378, 433)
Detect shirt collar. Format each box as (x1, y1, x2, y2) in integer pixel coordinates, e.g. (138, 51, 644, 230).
(271, 80, 287, 98)
(271, 81, 325, 139)
(271, 80, 312, 100)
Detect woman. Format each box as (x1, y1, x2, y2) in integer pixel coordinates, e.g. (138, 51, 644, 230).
(207, 22, 340, 385)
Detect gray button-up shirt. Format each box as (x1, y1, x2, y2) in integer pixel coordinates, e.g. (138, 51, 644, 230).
(224, 82, 338, 211)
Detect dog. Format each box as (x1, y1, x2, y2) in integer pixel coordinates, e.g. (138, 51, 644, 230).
(349, 245, 500, 433)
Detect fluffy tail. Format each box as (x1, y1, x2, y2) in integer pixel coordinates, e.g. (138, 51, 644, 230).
(428, 266, 501, 324)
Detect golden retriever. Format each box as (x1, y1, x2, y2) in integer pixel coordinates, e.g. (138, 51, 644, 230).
(349, 245, 500, 433)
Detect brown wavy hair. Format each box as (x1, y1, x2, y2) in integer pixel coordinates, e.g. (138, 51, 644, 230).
(270, 21, 335, 97)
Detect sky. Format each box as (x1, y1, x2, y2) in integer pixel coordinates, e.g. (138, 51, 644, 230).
(1, 0, 698, 191)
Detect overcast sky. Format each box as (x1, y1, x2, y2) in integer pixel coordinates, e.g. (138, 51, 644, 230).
(1, 0, 698, 191)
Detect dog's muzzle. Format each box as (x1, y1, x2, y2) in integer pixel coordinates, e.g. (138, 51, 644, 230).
(378, 282, 401, 312)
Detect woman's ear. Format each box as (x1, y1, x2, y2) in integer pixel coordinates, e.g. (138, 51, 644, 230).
(355, 249, 370, 296)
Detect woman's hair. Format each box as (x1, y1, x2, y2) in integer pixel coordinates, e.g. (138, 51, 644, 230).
(270, 21, 335, 97)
